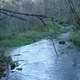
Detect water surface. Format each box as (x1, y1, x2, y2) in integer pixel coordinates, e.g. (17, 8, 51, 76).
(4, 39, 80, 80)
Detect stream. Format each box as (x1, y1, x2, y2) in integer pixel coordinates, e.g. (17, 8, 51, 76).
(1, 33, 80, 80)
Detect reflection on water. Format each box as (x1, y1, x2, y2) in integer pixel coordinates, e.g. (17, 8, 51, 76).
(3, 39, 80, 80)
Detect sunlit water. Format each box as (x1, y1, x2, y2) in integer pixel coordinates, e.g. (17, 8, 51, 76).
(2, 36, 80, 80)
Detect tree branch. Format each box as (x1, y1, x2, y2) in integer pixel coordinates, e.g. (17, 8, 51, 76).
(0, 8, 54, 25)
(38, 17, 46, 26)
(0, 11, 27, 21)
(0, 8, 53, 18)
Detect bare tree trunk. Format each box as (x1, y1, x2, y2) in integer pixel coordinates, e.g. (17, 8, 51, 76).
(65, 0, 80, 30)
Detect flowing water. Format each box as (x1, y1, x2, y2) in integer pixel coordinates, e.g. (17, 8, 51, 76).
(2, 33, 80, 80)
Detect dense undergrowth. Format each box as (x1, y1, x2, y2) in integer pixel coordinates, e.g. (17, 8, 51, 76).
(0, 22, 61, 52)
(0, 52, 12, 77)
(70, 31, 80, 47)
